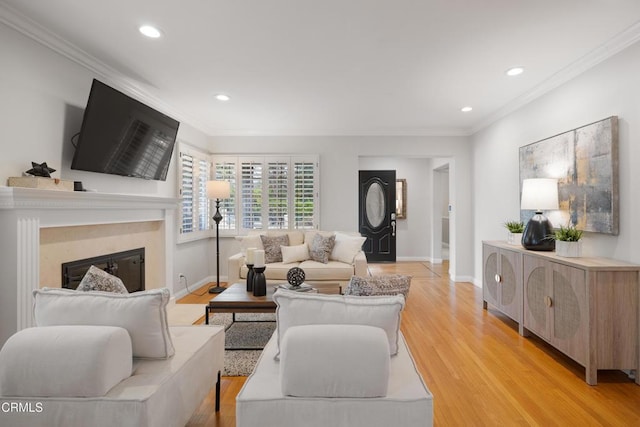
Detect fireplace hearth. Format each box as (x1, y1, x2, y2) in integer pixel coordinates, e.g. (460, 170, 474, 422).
(62, 248, 145, 293)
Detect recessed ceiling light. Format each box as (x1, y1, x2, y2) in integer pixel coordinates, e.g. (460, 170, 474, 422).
(215, 94, 231, 101)
(461, 106, 473, 112)
(139, 25, 161, 38)
(506, 67, 524, 76)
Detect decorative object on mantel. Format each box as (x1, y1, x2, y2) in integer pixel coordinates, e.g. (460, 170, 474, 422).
(26, 161, 56, 177)
(553, 224, 583, 258)
(520, 178, 559, 251)
(8, 161, 74, 191)
(504, 220, 524, 246)
(519, 116, 618, 235)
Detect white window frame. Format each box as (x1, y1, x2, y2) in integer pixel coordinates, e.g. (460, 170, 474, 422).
(177, 142, 212, 243)
(212, 154, 320, 236)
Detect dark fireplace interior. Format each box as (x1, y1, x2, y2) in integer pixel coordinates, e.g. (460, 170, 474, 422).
(62, 248, 145, 293)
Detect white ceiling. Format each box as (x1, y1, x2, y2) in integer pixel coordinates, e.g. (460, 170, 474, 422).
(2, 0, 640, 136)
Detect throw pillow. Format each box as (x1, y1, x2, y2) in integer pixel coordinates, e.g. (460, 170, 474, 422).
(260, 234, 290, 263)
(273, 290, 405, 359)
(76, 265, 128, 294)
(345, 274, 412, 298)
(281, 244, 310, 264)
(33, 287, 175, 359)
(330, 232, 366, 264)
(309, 233, 336, 264)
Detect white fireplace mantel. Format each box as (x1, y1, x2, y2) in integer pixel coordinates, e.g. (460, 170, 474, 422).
(0, 186, 179, 347)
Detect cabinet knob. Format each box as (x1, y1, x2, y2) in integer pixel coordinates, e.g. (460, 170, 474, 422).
(494, 274, 501, 283)
(545, 296, 553, 307)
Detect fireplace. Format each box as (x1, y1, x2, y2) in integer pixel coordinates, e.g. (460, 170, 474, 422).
(62, 248, 145, 293)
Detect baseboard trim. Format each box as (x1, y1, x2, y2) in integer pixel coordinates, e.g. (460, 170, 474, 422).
(397, 256, 429, 262)
(173, 275, 227, 300)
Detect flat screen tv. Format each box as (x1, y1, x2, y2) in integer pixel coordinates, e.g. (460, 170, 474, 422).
(71, 79, 180, 181)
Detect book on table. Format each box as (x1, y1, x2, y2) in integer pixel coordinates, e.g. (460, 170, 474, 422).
(275, 283, 315, 292)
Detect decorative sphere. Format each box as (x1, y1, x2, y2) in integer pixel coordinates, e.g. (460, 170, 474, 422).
(287, 267, 305, 287)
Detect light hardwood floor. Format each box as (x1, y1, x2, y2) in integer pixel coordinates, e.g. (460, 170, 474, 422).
(181, 262, 640, 426)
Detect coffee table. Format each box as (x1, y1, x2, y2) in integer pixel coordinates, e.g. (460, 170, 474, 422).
(205, 282, 340, 324)
(205, 282, 279, 324)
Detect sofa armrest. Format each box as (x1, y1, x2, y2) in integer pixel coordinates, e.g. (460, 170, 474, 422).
(228, 253, 245, 284)
(353, 251, 369, 276)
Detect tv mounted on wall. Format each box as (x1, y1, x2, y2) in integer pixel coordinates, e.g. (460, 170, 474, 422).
(71, 79, 180, 181)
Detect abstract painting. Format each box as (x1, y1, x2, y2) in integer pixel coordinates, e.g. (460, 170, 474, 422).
(519, 116, 618, 235)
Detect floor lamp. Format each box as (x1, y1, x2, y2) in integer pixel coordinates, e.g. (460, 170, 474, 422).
(207, 180, 231, 294)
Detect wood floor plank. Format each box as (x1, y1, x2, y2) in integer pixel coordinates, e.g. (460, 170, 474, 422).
(182, 261, 640, 426)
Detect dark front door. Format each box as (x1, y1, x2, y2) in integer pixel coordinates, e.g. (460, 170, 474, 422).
(359, 170, 396, 262)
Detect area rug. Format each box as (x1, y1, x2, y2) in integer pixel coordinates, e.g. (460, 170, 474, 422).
(222, 313, 276, 376)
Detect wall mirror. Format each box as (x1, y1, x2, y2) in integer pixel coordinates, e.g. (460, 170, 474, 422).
(396, 179, 407, 219)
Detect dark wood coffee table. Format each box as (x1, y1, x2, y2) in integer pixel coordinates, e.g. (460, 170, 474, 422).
(205, 282, 279, 324)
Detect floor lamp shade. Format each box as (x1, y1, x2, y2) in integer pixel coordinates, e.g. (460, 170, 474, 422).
(207, 180, 231, 199)
(521, 178, 559, 251)
(207, 180, 231, 294)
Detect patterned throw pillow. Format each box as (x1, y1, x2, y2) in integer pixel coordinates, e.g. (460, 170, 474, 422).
(76, 265, 128, 294)
(260, 234, 290, 263)
(345, 275, 412, 298)
(309, 233, 336, 264)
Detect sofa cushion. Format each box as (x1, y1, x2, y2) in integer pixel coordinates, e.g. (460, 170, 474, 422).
(346, 274, 412, 298)
(330, 232, 366, 264)
(273, 290, 405, 359)
(33, 288, 175, 359)
(280, 324, 389, 398)
(281, 244, 310, 264)
(261, 234, 290, 263)
(298, 260, 355, 280)
(76, 265, 128, 294)
(309, 233, 336, 264)
(0, 325, 132, 397)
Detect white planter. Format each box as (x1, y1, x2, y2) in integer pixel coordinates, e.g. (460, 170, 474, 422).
(555, 240, 582, 257)
(507, 232, 523, 246)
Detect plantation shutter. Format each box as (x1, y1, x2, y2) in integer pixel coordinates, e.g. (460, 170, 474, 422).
(267, 159, 289, 229)
(213, 159, 237, 231)
(293, 158, 317, 229)
(240, 159, 263, 230)
(196, 159, 210, 231)
(180, 152, 195, 234)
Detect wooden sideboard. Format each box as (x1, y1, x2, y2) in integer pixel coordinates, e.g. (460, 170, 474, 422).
(482, 240, 640, 385)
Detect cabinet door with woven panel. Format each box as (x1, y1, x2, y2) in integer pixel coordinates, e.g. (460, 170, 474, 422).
(483, 244, 521, 326)
(524, 256, 587, 365)
(548, 263, 587, 366)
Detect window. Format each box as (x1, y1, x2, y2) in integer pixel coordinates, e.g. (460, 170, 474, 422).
(213, 155, 319, 233)
(178, 144, 211, 241)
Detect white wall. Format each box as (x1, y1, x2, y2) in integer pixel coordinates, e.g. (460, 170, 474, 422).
(472, 40, 640, 284)
(358, 157, 431, 261)
(208, 135, 475, 282)
(0, 22, 211, 296)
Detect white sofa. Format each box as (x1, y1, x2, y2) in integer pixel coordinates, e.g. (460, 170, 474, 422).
(0, 288, 225, 427)
(236, 290, 434, 426)
(229, 230, 369, 290)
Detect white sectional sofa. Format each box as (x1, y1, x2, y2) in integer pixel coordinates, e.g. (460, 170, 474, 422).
(229, 230, 369, 290)
(236, 290, 434, 426)
(0, 288, 225, 427)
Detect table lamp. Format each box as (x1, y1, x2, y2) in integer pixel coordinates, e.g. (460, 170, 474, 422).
(520, 178, 559, 251)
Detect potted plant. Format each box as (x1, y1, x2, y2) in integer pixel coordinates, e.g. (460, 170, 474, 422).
(553, 224, 583, 257)
(504, 220, 525, 245)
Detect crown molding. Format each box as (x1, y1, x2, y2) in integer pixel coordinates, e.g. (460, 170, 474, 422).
(471, 21, 640, 135)
(0, 3, 215, 136)
(207, 126, 472, 137)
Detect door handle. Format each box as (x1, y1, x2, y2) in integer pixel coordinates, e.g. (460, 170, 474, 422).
(391, 220, 396, 237)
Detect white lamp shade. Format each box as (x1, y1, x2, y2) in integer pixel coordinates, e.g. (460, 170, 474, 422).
(206, 180, 231, 199)
(521, 178, 559, 210)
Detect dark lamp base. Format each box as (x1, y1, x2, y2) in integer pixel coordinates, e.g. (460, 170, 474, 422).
(522, 213, 555, 251)
(208, 286, 226, 294)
